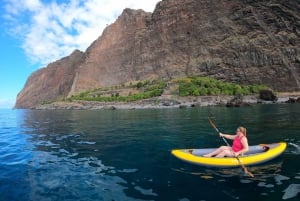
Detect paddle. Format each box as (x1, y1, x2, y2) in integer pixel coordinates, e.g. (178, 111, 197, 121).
(208, 118, 254, 178)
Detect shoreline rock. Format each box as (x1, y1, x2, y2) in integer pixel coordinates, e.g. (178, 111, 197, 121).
(32, 93, 300, 110)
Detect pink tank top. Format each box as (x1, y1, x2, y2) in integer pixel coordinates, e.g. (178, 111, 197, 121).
(232, 136, 244, 152)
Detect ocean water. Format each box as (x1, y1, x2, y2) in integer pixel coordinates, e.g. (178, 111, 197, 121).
(0, 104, 299, 201)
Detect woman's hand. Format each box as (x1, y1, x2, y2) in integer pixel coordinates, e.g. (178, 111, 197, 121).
(234, 152, 240, 157)
(219, 132, 224, 137)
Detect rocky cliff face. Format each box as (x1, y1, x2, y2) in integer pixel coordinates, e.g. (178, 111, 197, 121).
(15, 0, 300, 108)
(16, 50, 84, 108)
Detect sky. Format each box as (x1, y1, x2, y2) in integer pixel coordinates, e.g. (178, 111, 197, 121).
(0, 0, 160, 109)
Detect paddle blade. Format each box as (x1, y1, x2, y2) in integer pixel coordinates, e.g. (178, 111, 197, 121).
(244, 167, 255, 178)
(238, 157, 254, 178)
(208, 118, 219, 133)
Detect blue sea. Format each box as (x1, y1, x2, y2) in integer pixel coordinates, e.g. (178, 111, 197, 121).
(0, 104, 299, 201)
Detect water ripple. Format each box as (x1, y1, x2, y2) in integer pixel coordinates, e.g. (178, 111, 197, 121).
(27, 153, 140, 201)
(0, 106, 299, 201)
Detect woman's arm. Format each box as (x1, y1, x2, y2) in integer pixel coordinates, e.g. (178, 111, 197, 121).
(219, 133, 236, 140)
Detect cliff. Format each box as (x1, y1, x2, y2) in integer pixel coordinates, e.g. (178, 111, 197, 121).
(15, 0, 300, 108)
(16, 50, 84, 108)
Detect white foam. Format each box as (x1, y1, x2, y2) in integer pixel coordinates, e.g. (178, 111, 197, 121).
(258, 182, 274, 188)
(240, 179, 252, 184)
(289, 143, 300, 154)
(134, 186, 158, 196)
(282, 184, 300, 200)
(275, 174, 290, 185)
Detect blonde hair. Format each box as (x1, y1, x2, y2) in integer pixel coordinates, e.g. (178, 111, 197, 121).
(237, 126, 247, 136)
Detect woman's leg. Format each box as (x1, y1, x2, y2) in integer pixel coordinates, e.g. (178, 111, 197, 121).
(203, 146, 229, 157)
(215, 149, 234, 157)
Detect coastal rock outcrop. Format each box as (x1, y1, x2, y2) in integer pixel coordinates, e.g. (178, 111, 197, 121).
(15, 0, 300, 108)
(259, 90, 277, 101)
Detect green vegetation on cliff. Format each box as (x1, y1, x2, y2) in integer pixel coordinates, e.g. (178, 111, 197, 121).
(68, 79, 167, 102)
(66, 76, 267, 103)
(177, 77, 267, 96)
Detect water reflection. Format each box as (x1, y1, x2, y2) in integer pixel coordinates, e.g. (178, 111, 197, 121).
(20, 110, 152, 200)
(172, 160, 283, 179)
(172, 158, 300, 200)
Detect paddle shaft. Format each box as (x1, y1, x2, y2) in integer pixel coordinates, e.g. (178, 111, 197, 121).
(208, 118, 254, 177)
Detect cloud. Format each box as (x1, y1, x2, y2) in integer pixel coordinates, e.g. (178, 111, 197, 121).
(3, 0, 159, 66)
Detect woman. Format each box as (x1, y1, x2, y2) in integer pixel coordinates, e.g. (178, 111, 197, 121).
(203, 126, 249, 157)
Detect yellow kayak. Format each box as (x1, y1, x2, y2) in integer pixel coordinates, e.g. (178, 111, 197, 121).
(171, 142, 287, 167)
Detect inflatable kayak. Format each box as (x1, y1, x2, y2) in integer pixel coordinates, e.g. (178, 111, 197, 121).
(171, 142, 287, 167)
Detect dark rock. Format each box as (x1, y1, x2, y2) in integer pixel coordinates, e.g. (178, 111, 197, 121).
(259, 90, 277, 101)
(103, 106, 116, 110)
(285, 97, 300, 103)
(226, 95, 250, 107)
(226, 95, 243, 107)
(161, 99, 180, 106)
(179, 105, 187, 109)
